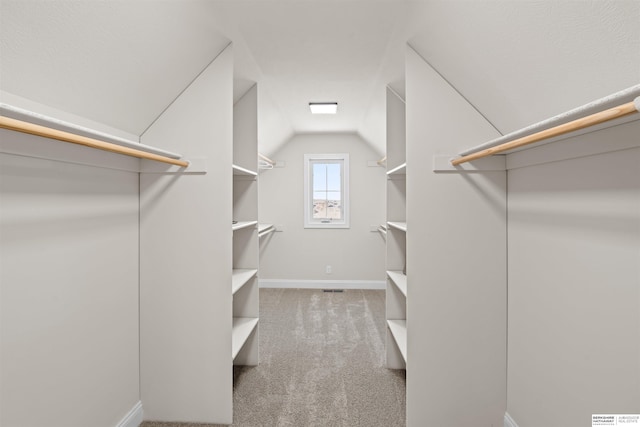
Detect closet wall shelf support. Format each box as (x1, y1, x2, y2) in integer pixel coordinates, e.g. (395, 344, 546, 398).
(258, 223, 275, 238)
(259, 160, 274, 170)
(451, 91, 640, 166)
(0, 115, 190, 167)
(258, 152, 276, 166)
(258, 154, 285, 169)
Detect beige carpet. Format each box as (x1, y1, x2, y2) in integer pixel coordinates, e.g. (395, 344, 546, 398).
(143, 288, 406, 426)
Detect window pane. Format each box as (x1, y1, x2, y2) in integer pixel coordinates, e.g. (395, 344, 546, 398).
(326, 163, 341, 191)
(313, 163, 327, 191)
(326, 196, 341, 219)
(313, 198, 327, 219)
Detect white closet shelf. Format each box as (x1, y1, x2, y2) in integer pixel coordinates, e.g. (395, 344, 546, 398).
(387, 221, 407, 232)
(0, 103, 182, 159)
(232, 269, 258, 295)
(387, 319, 407, 363)
(232, 317, 259, 359)
(453, 85, 640, 166)
(232, 220, 258, 231)
(258, 223, 275, 237)
(0, 111, 189, 167)
(386, 162, 407, 176)
(232, 164, 258, 176)
(387, 271, 407, 297)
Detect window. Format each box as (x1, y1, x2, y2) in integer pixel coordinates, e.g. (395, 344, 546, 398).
(304, 153, 349, 228)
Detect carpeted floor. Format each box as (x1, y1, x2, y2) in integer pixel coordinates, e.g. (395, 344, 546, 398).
(142, 288, 406, 427)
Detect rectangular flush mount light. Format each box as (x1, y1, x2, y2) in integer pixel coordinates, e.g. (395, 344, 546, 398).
(309, 102, 338, 114)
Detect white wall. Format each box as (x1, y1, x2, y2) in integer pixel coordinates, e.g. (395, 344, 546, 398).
(259, 133, 386, 282)
(507, 125, 640, 426)
(0, 134, 140, 427)
(406, 1, 640, 137)
(139, 46, 233, 423)
(405, 46, 507, 427)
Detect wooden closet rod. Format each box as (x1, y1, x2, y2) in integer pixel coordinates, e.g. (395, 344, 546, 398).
(0, 115, 189, 167)
(451, 97, 640, 166)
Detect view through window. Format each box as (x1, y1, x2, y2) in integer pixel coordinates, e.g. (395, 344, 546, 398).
(312, 161, 342, 220)
(304, 153, 349, 228)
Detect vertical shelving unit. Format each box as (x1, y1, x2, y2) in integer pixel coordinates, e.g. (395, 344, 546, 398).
(232, 84, 259, 367)
(385, 87, 407, 370)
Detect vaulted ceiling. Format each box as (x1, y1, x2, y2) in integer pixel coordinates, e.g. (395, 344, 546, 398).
(1, 1, 639, 157)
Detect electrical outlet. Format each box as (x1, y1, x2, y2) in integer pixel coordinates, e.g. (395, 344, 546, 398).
(325, 265, 332, 274)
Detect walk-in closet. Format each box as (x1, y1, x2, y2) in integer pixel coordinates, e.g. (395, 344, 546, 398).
(1, 1, 638, 427)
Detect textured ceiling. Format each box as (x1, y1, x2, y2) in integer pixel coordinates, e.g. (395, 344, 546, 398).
(1, 0, 638, 157)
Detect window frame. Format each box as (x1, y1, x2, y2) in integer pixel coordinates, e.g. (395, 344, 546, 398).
(303, 153, 350, 229)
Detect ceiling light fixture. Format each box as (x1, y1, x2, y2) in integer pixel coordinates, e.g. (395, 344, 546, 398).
(309, 102, 338, 114)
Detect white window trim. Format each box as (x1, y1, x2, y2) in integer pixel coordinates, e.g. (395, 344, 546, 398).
(304, 153, 350, 229)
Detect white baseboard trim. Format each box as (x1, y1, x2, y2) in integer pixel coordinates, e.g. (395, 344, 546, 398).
(504, 412, 519, 427)
(259, 279, 386, 290)
(116, 401, 143, 427)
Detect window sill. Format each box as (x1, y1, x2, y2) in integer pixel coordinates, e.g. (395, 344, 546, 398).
(304, 223, 350, 229)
